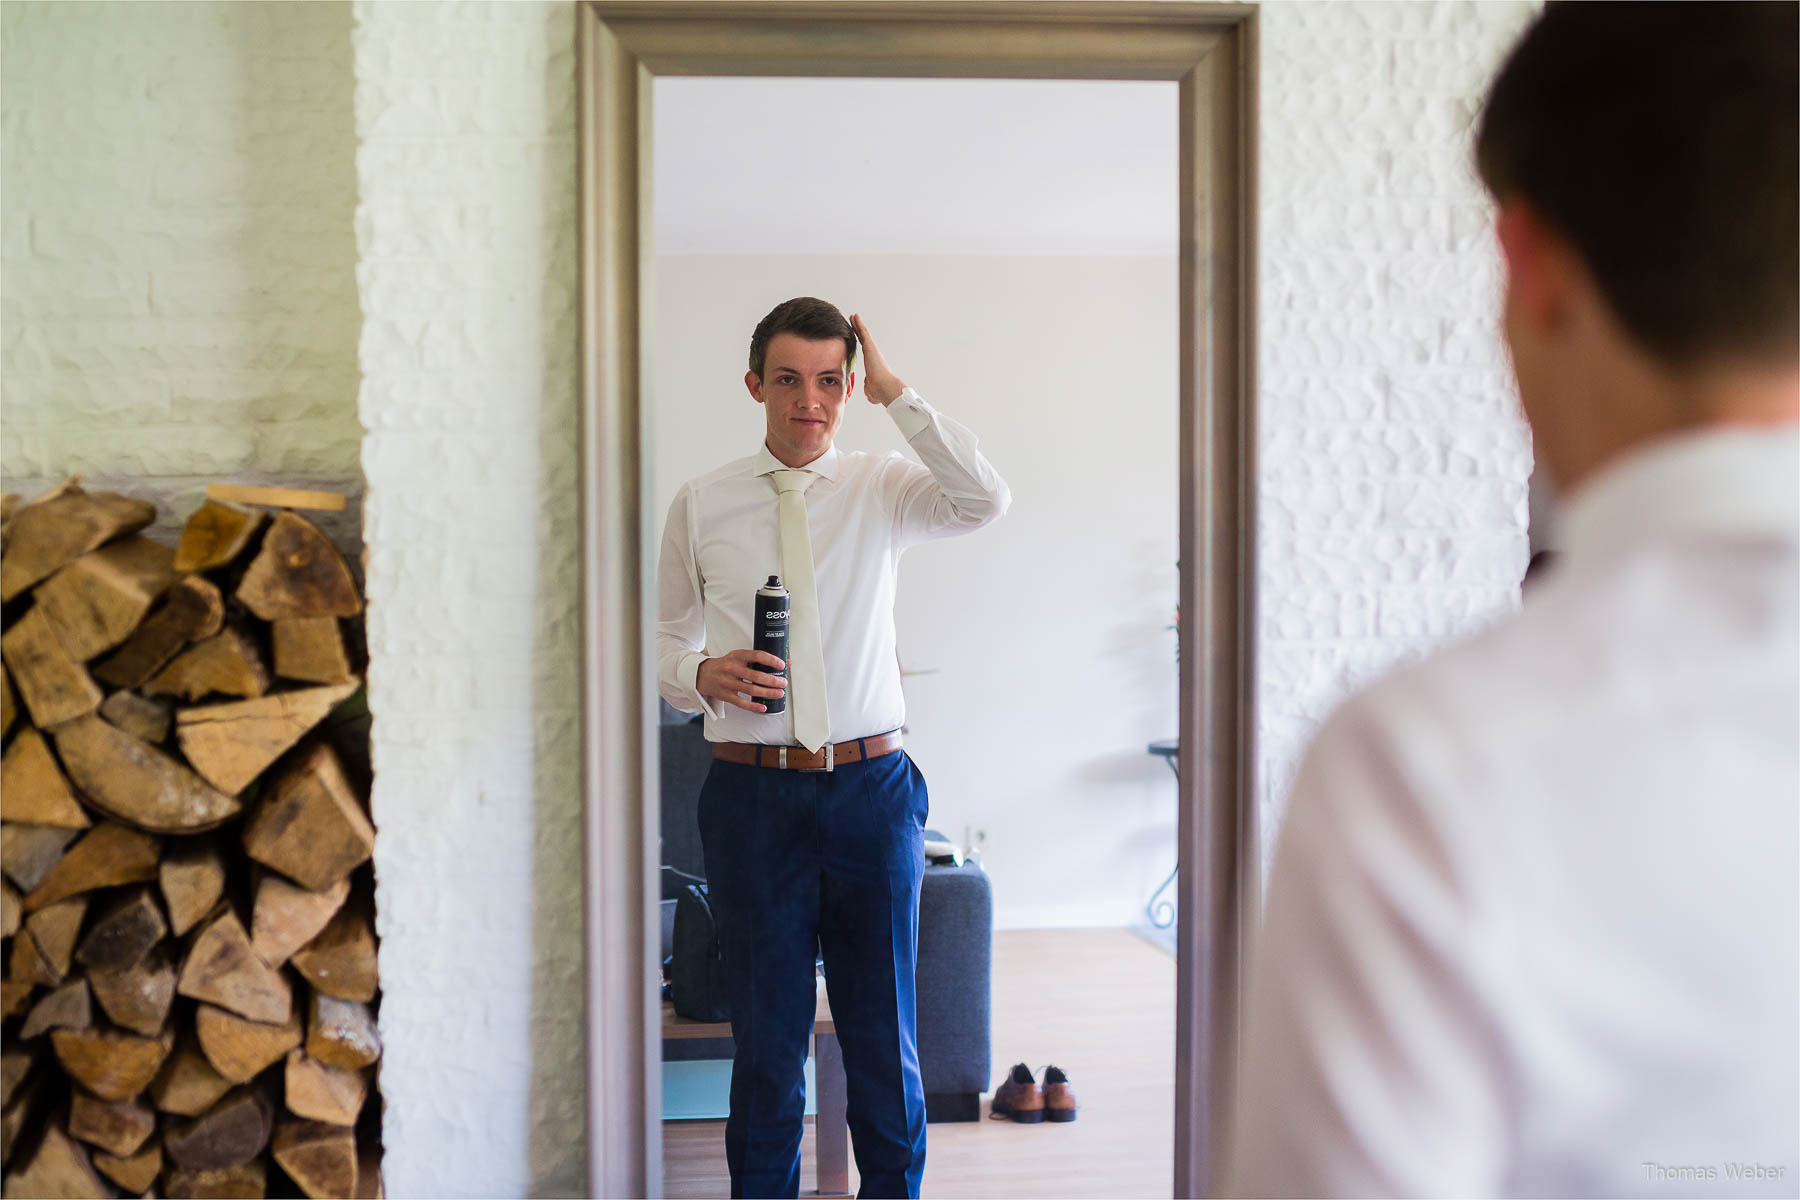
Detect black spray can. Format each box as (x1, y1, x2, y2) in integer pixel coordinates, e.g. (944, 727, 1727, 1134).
(754, 575, 789, 714)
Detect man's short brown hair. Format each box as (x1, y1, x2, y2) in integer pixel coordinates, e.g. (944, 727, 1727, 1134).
(1475, 1, 1798, 367)
(748, 297, 858, 379)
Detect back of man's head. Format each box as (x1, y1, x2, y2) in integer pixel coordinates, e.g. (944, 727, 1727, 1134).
(1476, 1, 1799, 370)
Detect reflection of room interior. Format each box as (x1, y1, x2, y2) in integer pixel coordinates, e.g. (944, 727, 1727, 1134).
(650, 77, 1187, 1189)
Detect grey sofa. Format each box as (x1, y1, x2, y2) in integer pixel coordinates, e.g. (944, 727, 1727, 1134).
(659, 704, 993, 1122)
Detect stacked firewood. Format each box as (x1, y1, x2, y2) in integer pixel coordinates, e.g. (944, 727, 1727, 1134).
(0, 481, 380, 1199)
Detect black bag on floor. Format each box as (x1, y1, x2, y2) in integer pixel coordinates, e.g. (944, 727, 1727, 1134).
(671, 882, 730, 1023)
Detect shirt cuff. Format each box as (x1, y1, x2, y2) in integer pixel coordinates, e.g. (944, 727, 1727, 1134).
(885, 386, 932, 441)
(677, 651, 720, 720)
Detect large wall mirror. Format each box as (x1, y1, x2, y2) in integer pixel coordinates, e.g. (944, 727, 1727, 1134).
(577, 5, 1257, 1195)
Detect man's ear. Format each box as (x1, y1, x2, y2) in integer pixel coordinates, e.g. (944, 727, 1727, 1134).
(1496, 198, 1573, 339)
(744, 369, 765, 404)
(846, 370, 856, 398)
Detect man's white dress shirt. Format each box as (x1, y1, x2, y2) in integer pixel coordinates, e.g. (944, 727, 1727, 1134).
(657, 387, 1009, 745)
(1229, 427, 1799, 1197)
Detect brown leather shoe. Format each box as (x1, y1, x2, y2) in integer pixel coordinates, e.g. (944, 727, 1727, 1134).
(990, 1063, 1045, 1123)
(1042, 1065, 1078, 1122)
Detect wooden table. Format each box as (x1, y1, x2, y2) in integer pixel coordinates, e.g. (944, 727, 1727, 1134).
(662, 981, 849, 1196)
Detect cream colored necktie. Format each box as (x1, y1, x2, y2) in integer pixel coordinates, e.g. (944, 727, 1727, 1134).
(769, 470, 829, 752)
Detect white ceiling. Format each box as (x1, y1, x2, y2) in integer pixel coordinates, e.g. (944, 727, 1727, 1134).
(651, 77, 1177, 257)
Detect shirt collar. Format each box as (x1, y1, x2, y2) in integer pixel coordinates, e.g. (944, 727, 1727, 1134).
(754, 442, 840, 482)
(1557, 424, 1800, 559)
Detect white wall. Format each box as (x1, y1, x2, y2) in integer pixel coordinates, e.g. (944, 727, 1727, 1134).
(1255, 1, 1536, 874)
(0, 0, 364, 546)
(653, 254, 1180, 929)
(351, 3, 584, 1196)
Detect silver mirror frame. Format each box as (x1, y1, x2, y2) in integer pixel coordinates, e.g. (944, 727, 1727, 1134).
(576, 5, 1258, 1194)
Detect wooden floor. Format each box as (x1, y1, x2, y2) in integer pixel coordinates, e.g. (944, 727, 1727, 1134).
(663, 928, 1176, 1198)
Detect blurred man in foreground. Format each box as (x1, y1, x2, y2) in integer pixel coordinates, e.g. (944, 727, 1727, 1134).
(1228, 4, 1798, 1195)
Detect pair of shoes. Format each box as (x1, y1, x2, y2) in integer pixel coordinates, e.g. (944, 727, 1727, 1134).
(988, 1063, 1079, 1123)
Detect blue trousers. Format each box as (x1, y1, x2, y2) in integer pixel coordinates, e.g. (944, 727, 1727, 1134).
(697, 747, 930, 1199)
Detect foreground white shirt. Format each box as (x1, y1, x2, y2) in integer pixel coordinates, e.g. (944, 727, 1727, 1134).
(1229, 427, 1800, 1198)
(657, 387, 1009, 744)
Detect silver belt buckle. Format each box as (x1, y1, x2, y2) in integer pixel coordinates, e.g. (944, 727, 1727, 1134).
(798, 743, 834, 773)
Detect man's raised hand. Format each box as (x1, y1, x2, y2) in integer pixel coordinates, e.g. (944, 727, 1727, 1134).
(852, 314, 907, 407)
(697, 648, 788, 714)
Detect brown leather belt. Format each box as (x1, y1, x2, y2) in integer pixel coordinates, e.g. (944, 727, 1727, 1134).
(713, 730, 903, 773)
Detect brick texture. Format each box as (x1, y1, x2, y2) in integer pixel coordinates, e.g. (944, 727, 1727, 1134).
(0, 0, 364, 545)
(350, 2, 583, 1196)
(1256, 1, 1536, 877)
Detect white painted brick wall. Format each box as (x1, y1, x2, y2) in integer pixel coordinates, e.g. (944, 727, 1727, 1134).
(0, 0, 364, 546)
(350, 3, 584, 1197)
(1256, 0, 1537, 876)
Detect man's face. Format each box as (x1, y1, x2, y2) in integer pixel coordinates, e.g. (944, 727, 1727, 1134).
(746, 333, 854, 467)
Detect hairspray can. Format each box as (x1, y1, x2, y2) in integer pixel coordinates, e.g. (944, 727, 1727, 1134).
(754, 575, 789, 714)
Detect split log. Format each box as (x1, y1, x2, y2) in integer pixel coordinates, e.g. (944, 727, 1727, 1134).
(52, 716, 240, 834)
(50, 1022, 175, 1103)
(205, 484, 344, 513)
(175, 681, 359, 795)
(0, 981, 32, 1019)
(19, 978, 89, 1040)
(164, 1085, 272, 1171)
(88, 944, 176, 1036)
(272, 1118, 357, 1200)
(291, 902, 376, 1003)
(0, 607, 102, 729)
(32, 538, 178, 662)
(93, 576, 225, 691)
(283, 1051, 367, 1127)
(163, 1158, 266, 1199)
(24, 823, 161, 912)
(9, 929, 56, 988)
(273, 618, 351, 685)
(242, 744, 373, 891)
(24, 897, 88, 981)
(173, 501, 264, 573)
(0, 1068, 41, 1162)
(250, 874, 348, 966)
(1, 823, 78, 893)
(148, 1035, 233, 1117)
(74, 886, 166, 973)
(158, 841, 225, 937)
(0, 1119, 110, 1199)
(92, 1137, 161, 1194)
(0, 729, 88, 830)
(98, 690, 172, 745)
(236, 512, 360, 620)
(143, 628, 268, 703)
(0, 881, 16, 937)
(0, 666, 16, 738)
(0, 1047, 34, 1107)
(68, 1088, 156, 1158)
(305, 993, 379, 1072)
(0, 484, 156, 601)
(193, 1000, 301, 1086)
(177, 910, 290, 1024)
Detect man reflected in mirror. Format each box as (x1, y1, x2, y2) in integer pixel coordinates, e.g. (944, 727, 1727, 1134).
(657, 297, 1010, 1198)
